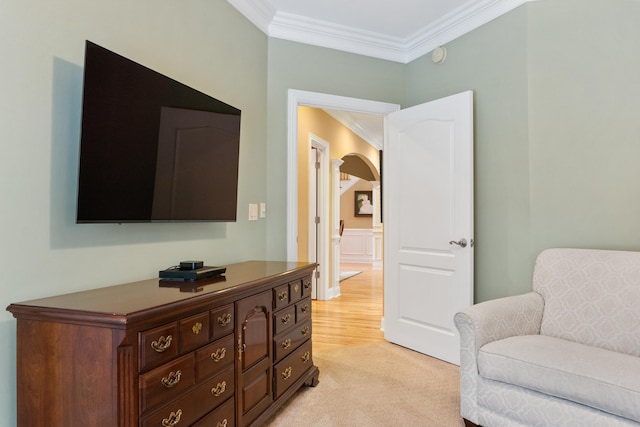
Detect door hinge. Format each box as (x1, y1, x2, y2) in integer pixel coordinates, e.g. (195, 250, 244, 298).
(314, 216, 320, 224)
(315, 270, 320, 279)
(315, 161, 320, 170)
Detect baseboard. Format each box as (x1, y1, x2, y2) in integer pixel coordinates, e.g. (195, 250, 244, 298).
(328, 283, 341, 299)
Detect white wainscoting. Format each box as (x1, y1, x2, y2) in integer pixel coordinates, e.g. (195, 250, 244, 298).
(340, 228, 374, 263)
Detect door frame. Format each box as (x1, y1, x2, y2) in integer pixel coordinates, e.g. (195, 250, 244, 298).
(286, 89, 399, 300)
(308, 134, 330, 300)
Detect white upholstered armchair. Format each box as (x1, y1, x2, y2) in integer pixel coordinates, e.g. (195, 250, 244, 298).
(454, 248, 640, 427)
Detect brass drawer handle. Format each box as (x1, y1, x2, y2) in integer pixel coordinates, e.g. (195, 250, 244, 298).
(281, 314, 291, 324)
(211, 381, 227, 397)
(210, 347, 227, 362)
(161, 370, 182, 388)
(217, 313, 232, 327)
(217, 420, 228, 427)
(301, 326, 310, 336)
(282, 338, 291, 350)
(151, 335, 173, 353)
(300, 304, 309, 313)
(301, 351, 311, 363)
(282, 367, 292, 380)
(162, 409, 182, 427)
(303, 281, 311, 290)
(192, 322, 203, 335)
(278, 290, 288, 301)
(238, 334, 245, 362)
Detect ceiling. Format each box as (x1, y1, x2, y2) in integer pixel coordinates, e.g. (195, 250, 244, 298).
(226, 0, 532, 153)
(226, 0, 533, 63)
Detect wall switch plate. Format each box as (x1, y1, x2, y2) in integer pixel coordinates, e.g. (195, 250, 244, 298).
(248, 203, 259, 221)
(259, 202, 266, 218)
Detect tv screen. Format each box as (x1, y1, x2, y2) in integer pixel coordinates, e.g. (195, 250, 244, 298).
(76, 41, 241, 223)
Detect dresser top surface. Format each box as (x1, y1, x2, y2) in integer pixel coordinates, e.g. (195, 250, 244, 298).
(7, 261, 314, 321)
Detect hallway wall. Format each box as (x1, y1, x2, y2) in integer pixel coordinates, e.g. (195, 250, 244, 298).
(296, 106, 380, 263)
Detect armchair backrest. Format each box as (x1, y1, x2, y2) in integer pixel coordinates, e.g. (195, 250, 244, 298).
(533, 248, 640, 357)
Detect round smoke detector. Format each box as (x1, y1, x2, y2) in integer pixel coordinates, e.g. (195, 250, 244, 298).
(432, 46, 447, 64)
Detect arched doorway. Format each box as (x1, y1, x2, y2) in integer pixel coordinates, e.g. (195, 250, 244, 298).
(337, 153, 382, 271)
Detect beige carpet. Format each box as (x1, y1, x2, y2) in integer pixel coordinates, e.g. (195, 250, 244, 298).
(265, 341, 464, 426)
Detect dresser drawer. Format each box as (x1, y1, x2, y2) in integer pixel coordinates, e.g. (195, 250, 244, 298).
(180, 311, 210, 353)
(273, 283, 290, 311)
(141, 365, 234, 427)
(139, 353, 196, 414)
(139, 322, 179, 371)
(196, 334, 234, 381)
(206, 366, 235, 407)
(273, 305, 296, 335)
(296, 298, 311, 322)
(211, 304, 234, 341)
(274, 319, 311, 361)
(301, 276, 312, 298)
(273, 340, 313, 399)
(289, 279, 303, 304)
(192, 397, 235, 427)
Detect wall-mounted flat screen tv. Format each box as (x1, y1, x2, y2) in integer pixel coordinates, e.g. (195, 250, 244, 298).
(76, 41, 241, 223)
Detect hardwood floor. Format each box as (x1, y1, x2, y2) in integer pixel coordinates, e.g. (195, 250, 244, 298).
(312, 262, 384, 352)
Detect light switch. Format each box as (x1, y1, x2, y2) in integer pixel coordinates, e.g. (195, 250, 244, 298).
(259, 202, 266, 218)
(248, 203, 259, 221)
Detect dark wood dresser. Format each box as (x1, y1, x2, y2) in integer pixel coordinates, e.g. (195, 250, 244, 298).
(7, 261, 319, 427)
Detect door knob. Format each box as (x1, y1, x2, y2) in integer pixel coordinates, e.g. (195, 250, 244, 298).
(449, 238, 467, 248)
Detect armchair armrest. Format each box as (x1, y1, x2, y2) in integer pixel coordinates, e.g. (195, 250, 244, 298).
(455, 292, 545, 351)
(454, 292, 544, 423)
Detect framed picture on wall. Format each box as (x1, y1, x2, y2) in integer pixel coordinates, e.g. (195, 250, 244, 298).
(354, 191, 373, 217)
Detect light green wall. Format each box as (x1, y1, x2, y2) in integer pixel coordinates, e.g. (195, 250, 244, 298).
(265, 39, 406, 257)
(407, 6, 532, 301)
(527, 0, 640, 254)
(3, 0, 640, 424)
(0, 2, 267, 424)
(408, 0, 640, 301)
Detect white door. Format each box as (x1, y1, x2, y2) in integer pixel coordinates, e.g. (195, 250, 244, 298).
(383, 91, 474, 365)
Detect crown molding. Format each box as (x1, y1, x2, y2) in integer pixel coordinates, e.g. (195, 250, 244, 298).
(405, 0, 532, 62)
(226, 0, 276, 34)
(322, 109, 384, 150)
(227, 0, 535, 64)
(269, 12, 408, 62)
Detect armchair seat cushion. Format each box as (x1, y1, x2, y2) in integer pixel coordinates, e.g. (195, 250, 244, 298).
(478, 334, 640, 422)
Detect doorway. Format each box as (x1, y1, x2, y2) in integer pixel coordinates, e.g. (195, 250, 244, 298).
(337, 153, 381, 269)
(287, 89, 474, 364)
(286, 89, 400, 301)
